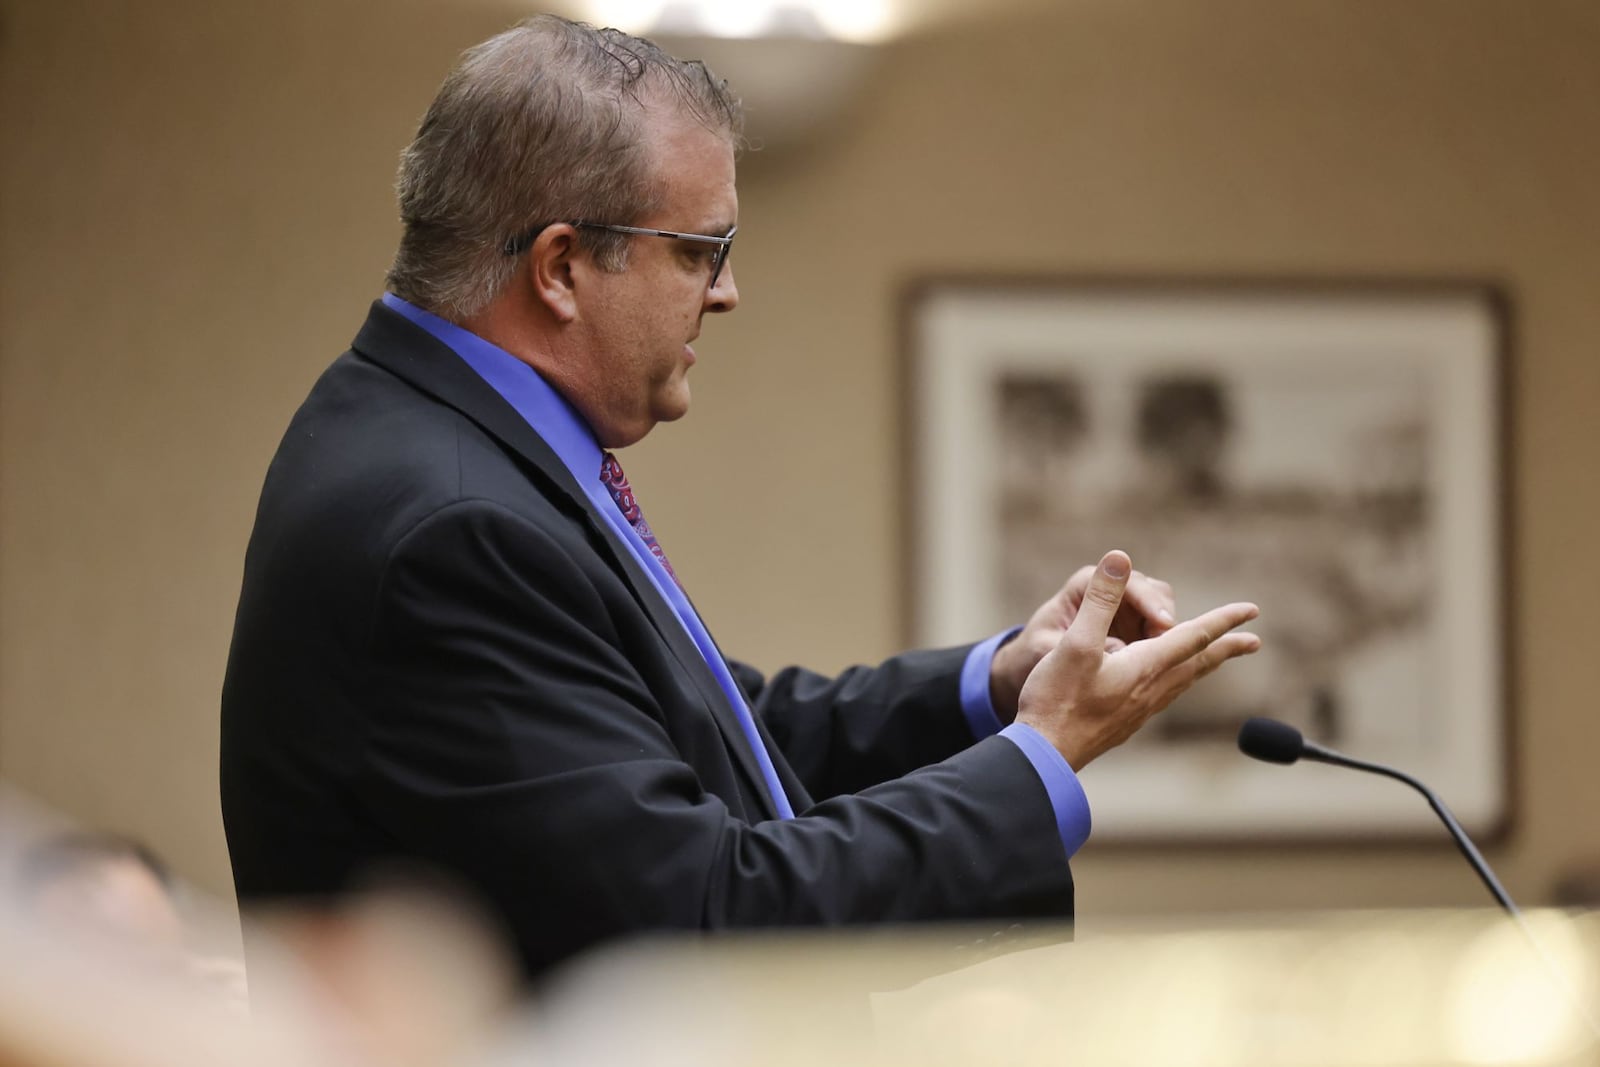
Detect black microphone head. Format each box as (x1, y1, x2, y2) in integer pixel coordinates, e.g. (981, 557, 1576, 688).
(1237, 717, 1306, 765)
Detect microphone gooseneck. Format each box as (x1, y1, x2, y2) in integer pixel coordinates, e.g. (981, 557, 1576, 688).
(1235, 717, 1515, 915)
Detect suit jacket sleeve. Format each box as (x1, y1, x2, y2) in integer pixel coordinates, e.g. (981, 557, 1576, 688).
(729, 650, 983, 802)
(360, 500, 1072, 973)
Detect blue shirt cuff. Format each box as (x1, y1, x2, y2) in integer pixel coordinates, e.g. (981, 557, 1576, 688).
(999, 723, 1092, 858)
(958, 626, 1024, 740)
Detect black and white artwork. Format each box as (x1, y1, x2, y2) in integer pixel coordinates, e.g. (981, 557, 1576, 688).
(907, 282, 1506, 841)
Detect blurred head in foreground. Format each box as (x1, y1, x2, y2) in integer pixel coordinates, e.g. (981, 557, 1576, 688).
(14, 832, 185, 952)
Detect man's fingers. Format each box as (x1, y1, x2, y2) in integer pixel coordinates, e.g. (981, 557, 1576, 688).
(1188, 632, 1261, 680)
(1122, 571, 1178, 635)
(1142, 631, 1262, 712)
(1135, 601, 1260, 674)
(1164, 632, 1262, 703)
(1063, 550, 1132, 655)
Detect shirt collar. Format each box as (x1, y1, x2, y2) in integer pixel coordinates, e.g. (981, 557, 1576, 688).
(380, 292, 606, 489)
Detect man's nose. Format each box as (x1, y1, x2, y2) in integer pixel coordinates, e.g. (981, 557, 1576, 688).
(706, 260, 738, 313)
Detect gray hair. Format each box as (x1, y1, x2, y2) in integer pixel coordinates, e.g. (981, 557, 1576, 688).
(386, 15, 743, 321)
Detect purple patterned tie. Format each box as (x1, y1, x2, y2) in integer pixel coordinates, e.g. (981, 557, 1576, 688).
(600, 451, 680, 588)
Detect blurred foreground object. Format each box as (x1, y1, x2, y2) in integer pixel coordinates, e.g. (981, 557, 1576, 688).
(523, 911, 1600, 1067)
(9, 829, 250, 1016)
(3, 793, 1594, 1066)
(1, 832, 512, 1067)
(5, 883, 1599, 1066)
(15, 832, 187, 953)
(248, 886, 516, 1067)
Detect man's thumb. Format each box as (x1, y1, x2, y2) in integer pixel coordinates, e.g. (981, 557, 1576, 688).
(1064, 550, 1131, 652)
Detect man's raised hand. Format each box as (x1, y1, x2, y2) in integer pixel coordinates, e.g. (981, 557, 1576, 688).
(988, 557, 1178, 720)
(1014, 550, 1261, 771)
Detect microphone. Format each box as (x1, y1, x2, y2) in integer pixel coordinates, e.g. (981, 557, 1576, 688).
(1236, 716, 1516, 916)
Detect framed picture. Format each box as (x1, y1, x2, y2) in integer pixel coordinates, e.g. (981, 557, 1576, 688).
(903, 279, 1510, 843)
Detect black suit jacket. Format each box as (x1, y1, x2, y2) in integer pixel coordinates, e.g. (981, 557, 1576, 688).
(221, 301, 1074, 976)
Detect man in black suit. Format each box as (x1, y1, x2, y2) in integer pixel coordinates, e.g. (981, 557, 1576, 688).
(220, 14, 1260, 978)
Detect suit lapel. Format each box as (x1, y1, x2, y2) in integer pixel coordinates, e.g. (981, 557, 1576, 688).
(350, 301, 780, 819)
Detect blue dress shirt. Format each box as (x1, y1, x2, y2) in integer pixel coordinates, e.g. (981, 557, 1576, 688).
(380, 293, 1090, 855)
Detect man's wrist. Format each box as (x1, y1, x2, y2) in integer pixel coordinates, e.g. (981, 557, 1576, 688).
(959, 627, 1023, 739)
(998, 723, 1092, 857)
(987, 628, 1027, 724)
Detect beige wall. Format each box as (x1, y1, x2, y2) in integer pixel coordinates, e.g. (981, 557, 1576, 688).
(2, 0, 1597, 930)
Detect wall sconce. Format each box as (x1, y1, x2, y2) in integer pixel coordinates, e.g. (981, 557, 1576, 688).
(583, 2, 890, 153)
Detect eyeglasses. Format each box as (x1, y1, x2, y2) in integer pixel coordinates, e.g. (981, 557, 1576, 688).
(501, 221, 738, 290)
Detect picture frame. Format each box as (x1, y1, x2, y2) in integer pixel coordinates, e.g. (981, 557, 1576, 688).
(902, 278, 1511, 843)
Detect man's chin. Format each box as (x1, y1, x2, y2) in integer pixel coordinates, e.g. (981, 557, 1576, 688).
(654, 387, 691, 424)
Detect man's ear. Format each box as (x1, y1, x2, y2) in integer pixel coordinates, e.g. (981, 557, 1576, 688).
(530, 224, 581, 323)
